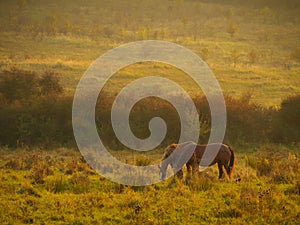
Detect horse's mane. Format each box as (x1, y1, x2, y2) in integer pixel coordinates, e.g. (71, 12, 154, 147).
(163, 144, 177, 159)
(163, 141, 196, 160)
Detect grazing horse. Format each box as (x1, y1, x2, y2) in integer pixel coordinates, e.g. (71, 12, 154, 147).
(158, 142, 235, 180)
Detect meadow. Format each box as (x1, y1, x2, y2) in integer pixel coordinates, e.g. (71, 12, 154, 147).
(0, 145, 299, 224)
(0, 0, 300, 224)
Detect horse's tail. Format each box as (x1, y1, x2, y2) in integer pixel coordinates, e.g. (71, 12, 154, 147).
(228, 146, 235, 179)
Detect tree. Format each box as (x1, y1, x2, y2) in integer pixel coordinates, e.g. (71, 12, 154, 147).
(272, 95, 300, 143)
(38, 71, 63, 97)
(0, 68, 38, 103)
(0, 69, 63, 104)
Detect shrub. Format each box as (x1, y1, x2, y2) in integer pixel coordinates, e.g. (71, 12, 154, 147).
(0, 68, 71, 147)
(0, 68, 63, 104)
(225, 93, 270, 143)
(271, 95, 300, 143)
(0, 68, 298, 148)
(38, 71, 63, 97)
(0, 68, 38, 103)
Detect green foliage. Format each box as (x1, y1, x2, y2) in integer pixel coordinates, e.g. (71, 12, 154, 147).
(0, 147, 299, 224)
(0, 69, 71, 147)
(0, 1, 299, 148)
(280, 95, 300, 126)
(271, 95, 300, 143)
(0, 68, 38, 103)
(0, 69, 299, 148)
(224, 93, 271, 143)
(38, 70, 63, 97)
(0, 68, 63, 104)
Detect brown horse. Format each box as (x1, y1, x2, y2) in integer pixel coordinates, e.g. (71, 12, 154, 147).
(158, 142, 235, 180)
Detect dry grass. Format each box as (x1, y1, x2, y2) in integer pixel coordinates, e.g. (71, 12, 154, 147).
(0, 146, 299, 224)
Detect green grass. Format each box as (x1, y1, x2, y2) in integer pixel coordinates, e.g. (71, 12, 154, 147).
(1, 30, 299, 105)
(0, 146, 299, 224)
(0, 0, 300, 106)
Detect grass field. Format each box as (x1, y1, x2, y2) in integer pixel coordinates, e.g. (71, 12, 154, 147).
(1, 33, 300, 106)
(0, 145, 299, 224)
(1, 0, 300, 106)
(0, 0, 300, 224)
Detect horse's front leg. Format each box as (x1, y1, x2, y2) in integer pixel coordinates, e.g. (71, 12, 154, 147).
(192, 162, 200, 177)
(170, 163, 183, 179)
(175, 168, 183, 179)
(186, 164, 193, 177)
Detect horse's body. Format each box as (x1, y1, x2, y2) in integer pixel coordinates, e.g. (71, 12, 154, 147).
(159, 142, 235, 180)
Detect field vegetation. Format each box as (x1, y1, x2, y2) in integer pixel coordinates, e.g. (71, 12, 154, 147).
(0, 0, 300, 224)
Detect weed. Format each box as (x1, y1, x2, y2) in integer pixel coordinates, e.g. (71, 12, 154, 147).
(135, 156, 151, 166)
(187, 176, 214, 192)
(69, 172, 90, 194)
(45, 174, 68, 193)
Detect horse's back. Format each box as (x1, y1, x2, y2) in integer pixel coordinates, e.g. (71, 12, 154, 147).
(194, 143, 231, 164)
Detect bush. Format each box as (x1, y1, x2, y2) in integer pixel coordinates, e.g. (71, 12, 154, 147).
(0, 68, 71, 148)
(0, 68, 38, 103)
(38, 71, 63, 97)
(271, 95, 300, 143)
(225, 93, 271, 143)
(0, 68, 299, 148)
(0, 68, 63, 104)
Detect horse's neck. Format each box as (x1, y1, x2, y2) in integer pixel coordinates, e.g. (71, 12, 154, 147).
(161, 159, 170, 171)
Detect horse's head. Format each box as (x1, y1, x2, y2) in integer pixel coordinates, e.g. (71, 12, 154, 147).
(158, 162, 168, 180)
(158, 144, 177, 180)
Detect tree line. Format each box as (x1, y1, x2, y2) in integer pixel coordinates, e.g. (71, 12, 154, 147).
(0, 68, 299, 148)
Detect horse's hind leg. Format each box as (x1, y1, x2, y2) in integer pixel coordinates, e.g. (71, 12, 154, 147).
(218, 162, 224, 179)
(224, 164, 230, 176)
